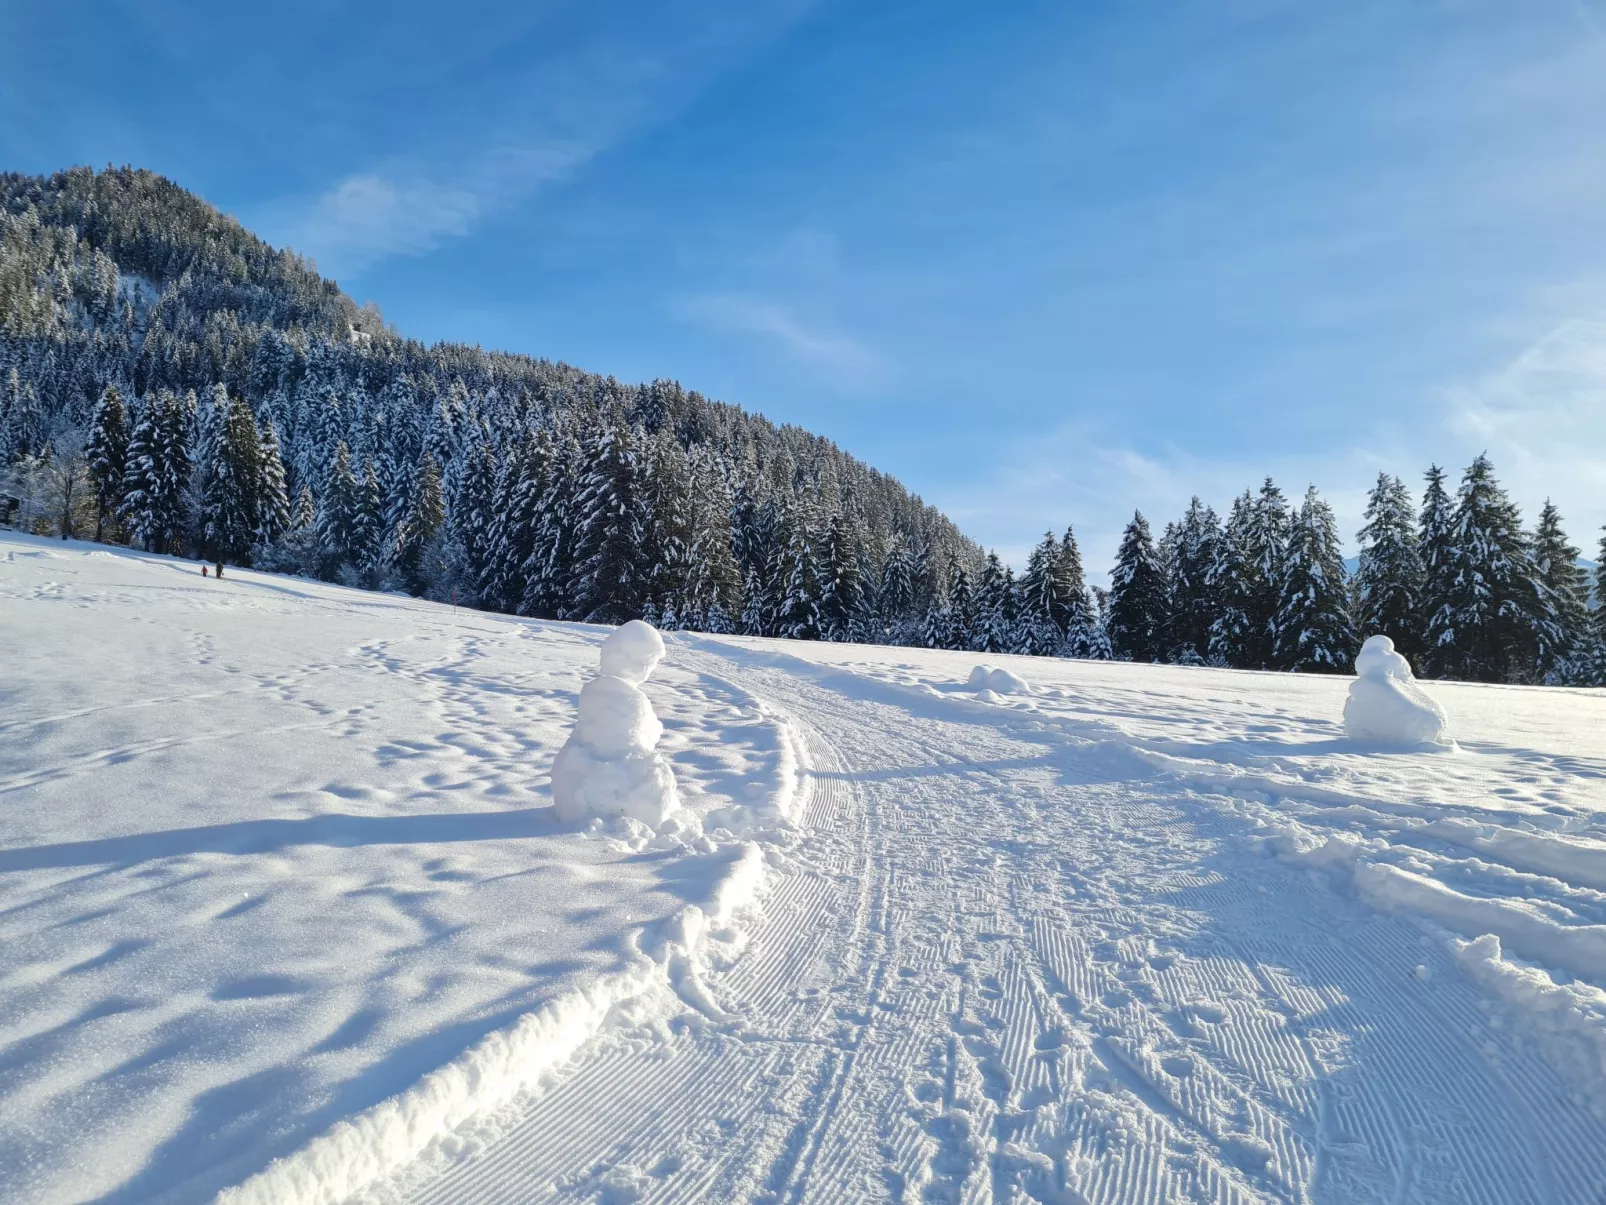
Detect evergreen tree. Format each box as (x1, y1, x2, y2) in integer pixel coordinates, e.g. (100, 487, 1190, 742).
(317, 441, 360, 569)
(1167, 498, 1220, 664)
(1418, 465, 1457, 678)
(741, 566, 766, 637)
(1272, 487, 1357, 672)
(255, 422, 290, 547)
(818, 512, 864, 640)
(568, 422, 650, 623)
(1107, 511, 1169, 662)
(1354, 473, 1424, 664)
(85, 383, 128, 541)
(1244, 478, 1289, 669)
(1531, 500, 1590, 683)
(120, 390, 191, 554)
(1208, 492, 1257, 668)
(200, 394, 264, 566)
(776, 509, 823, 640)
(1428, 455, 1561, 683)
(972, 552, 1014, 653)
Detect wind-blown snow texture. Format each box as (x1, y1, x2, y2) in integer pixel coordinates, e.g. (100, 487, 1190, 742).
(3, 530, 1606, 1205)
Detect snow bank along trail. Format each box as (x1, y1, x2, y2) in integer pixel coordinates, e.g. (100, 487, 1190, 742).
(369, 634, 1606, 1204)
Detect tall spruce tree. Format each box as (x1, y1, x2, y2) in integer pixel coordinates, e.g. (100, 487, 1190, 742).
(1354, 473, 1424, 665)
(199, 394, 264, 567)
(1244, 478, 1290, 669)
(1272, 487, 1357, 672)
(1167, 498, 1221, 664)
(1418, 465, 1457, 678)
(85, 384, 128, 542)
(1430, 455, 1560, 683)
(1531, 500, 1590, 683)
(568, 422, 650, 623)
(1107, 511, 1168, 663)
(1208, 492, 1257, 668)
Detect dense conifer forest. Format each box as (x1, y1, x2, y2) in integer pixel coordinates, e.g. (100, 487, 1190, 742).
(4, 166, 1602, 685)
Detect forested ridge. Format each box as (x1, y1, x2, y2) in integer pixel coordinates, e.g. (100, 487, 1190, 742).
(3, 165, 1602, 685)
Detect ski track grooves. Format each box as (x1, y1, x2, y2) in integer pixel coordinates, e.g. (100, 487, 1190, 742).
(267, 639, 1606, 1204)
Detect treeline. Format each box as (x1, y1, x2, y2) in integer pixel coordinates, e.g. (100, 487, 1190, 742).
(3, 165, 1602, 686)
(1103, 470, 1605, 686)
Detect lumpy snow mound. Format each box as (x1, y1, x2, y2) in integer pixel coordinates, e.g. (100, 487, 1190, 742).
(552, 622, 680, 827)
(968, 664, 1031, 695)
(599, 619, 666, 684)
(1343, 634, 1449, 748)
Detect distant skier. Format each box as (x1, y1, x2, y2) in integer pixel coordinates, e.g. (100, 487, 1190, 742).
(201, 565, 208, 577)
(215, 563, 224, 580)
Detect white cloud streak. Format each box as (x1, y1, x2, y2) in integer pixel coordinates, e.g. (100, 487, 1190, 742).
(672, 292, 886, 390)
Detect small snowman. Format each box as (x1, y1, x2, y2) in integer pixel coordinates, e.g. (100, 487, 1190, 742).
(550, 620, 680, 826)
(1343, 634, 1450, 748)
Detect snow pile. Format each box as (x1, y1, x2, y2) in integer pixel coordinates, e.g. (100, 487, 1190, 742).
(1342, 635, 1448, 747)
(1451, 935, 1606, 1119)
(968, 664, 1030, 695)
(551, 621, 680, 828)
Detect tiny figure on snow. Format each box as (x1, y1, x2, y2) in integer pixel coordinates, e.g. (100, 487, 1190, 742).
(215, 563, 224, 579)
(201, 565, 208, 577)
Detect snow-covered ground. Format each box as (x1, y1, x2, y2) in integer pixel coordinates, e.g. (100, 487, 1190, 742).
(3, 530, 1605, 1204)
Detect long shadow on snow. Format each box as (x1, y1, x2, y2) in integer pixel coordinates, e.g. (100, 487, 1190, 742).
(0, 808, 559, 871)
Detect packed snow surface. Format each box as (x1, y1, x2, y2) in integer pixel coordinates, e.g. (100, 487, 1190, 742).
(1343, 634, 1450, 748)
(4, 531, 1606, 1205)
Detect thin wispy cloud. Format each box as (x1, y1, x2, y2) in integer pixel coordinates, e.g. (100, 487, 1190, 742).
(673, 292, 887, 391)
(259, 1, 820, 279)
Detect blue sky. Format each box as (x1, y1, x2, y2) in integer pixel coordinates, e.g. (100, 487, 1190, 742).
(5, 0, 1605, 573)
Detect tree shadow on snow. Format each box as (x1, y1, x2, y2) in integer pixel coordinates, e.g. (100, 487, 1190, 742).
(0, 808, 560, 872)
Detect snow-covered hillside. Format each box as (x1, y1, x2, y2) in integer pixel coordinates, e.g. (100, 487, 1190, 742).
(3, 530, 1605, 1205)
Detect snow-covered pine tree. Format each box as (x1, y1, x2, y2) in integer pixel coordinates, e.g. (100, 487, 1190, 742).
(1531, 500, 1590, 683)
(568, 422, 650, 623)
(317, 441, 360, 569)
(1245, 478, 1289, 669)
(878, 538, 915, 642)
(641, 428, 693, 618)
(1588, 528, 1606, 686)
(1167, 498, 1220, 664)
(1430, 455, 1561, 683)
(681, 446, 742, 629)
(1271, 486, 1356, 673)
(1207, 491, 1257, 668)
(200, 394, 264, 567)
(478, 433, 548, 614)
(1354, 473, 1423, 664)
(968, 553, 1010, 654)
(818, 511, 865, 641)
(85, 383, 128, 541)
(120, 390, 190, 554)
(1018, 532, 1064, 656)
(1418, 464, 1457, 678)
(255, 421, 290, 547)
(353, 455, 384, 572)
(1107, 512, 1168, 663)
(741, 566, 766, 636)
(776, 506, 824, 640)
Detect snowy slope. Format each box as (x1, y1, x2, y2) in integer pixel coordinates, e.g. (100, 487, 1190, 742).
(4, 531, 1606, 1204)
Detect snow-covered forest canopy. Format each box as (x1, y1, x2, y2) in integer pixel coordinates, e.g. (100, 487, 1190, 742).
(3, 166, 1603, 686)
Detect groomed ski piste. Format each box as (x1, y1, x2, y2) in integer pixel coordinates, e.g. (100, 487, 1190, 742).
(3, 529, 1605, 1205)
